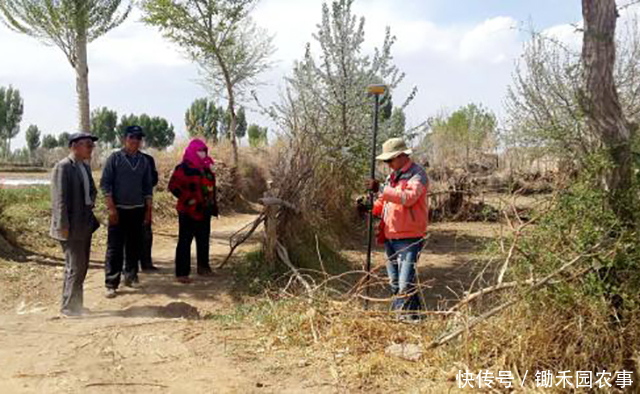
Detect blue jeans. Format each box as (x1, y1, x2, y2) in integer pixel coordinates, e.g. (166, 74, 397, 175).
(384, 238, 423, 311)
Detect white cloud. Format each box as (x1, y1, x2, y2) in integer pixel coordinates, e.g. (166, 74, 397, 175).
(0, 1, 549, 149)
(541, 22, 582, 51)
(90, 11, 190, 73)
(0, 26, 69, 80)
(253, 0, 324, 67)
(459, 16, 518, 63)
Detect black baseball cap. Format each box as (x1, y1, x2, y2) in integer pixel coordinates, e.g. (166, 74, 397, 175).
(68, 132, 99, 147)
(125, 125, 145, 137)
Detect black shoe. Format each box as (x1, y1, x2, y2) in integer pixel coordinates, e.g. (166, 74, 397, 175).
(141, 265, 159, 272)
(197, 267, 214, 277)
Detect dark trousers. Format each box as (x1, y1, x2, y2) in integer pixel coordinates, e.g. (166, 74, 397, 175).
(105, 208, 145, 289)
(140, 223, 154, 269)
(60, 238, 91, 313)
(175, 213, 211, 277)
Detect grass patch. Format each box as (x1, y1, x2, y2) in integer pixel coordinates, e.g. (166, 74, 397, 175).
(0, 186, 55, 251)
(0, 186, 50, 212)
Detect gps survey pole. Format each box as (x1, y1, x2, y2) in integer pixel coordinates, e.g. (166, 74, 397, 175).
(364, 84, 386, 310)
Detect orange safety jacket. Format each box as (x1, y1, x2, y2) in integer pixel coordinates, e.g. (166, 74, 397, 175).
(372, 160, 429, 242)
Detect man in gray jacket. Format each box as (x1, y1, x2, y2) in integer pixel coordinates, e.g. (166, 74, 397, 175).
(50, 132, 100, 317)
(101, 125, 153, 298)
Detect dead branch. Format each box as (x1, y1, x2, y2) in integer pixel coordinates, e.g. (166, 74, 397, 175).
(496, 198, 546, 284)
(428, 245, 603, 349)
(218, 214, 266, 269)
(449, 279, 535, 311)
(315, 233, 328, 278)
(275, 240, 313, 295)
(497, 235, 519, 284)
(85, 382, 168, 388)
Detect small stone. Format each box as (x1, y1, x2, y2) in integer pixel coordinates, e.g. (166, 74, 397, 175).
(385, 343, 423, 362)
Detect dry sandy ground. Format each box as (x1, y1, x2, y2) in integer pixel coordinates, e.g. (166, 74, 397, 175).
(0, 213, 338, 394)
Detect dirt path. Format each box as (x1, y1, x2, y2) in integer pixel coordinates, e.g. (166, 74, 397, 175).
(0, 213, 332, 393)
(0, 209, 498, 393)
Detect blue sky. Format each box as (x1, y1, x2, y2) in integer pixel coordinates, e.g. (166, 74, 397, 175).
(0, 0, 609, 149)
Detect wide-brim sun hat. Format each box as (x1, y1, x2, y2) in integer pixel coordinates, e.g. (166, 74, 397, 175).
(376, 137, 412, 161)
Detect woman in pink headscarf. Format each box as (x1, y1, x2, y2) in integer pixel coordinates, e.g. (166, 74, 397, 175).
(168, 139, 218, 283)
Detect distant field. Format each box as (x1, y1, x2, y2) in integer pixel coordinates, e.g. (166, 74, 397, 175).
(0, 171, 51, 188)
(0, 167, 47, 174)
(0, 171, 50, 179)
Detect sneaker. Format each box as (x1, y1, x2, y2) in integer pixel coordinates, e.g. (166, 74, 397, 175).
(105, 288, 117, 298)
(123, 277, 138, 288)
(397, 313, 422, 324)
(176, 276, 192, 284)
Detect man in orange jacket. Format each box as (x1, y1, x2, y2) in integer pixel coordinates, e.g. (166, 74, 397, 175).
(368, 138, 429, 315)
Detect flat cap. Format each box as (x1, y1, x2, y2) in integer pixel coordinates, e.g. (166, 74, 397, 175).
(68, 132, 98, 147)
(124, 125, 145, 137)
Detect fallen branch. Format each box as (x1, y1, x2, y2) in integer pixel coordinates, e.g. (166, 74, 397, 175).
(275, 240, 313, 295)
(217, 214, 265, 269)
(85, 382, 168, 388)
(496, 235, 519, 284)
(449, 279, 534, 311)
(315, 234, 328, 278)
(496, 198, 546, 284)
(428, 245, 603, 349)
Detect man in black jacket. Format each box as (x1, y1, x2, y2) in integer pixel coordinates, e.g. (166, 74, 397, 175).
(101, 125, 153, 298)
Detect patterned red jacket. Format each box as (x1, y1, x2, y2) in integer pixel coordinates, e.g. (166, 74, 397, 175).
(168, 162, 218, 221)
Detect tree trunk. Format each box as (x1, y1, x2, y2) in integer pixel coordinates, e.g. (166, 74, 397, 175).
(75, 27, 91, 133)
(227, 92, 239, 168)
(264, 205, 278, 271)
(582, 0, 634, 220)
(215, 50, 239, 169)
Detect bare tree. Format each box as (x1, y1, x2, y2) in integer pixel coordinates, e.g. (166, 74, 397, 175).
(0, 1, 132, 133)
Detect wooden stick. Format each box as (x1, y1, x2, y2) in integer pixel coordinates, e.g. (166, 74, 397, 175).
(315, 233, 328, 277)
(497, 234, 519, 284)
(449, 279, 534, 311)
(217, 214, 265, 269)
(85, 382, 168, 388)
(428, 248, 600, 349)
(275, 240, 313, 295)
